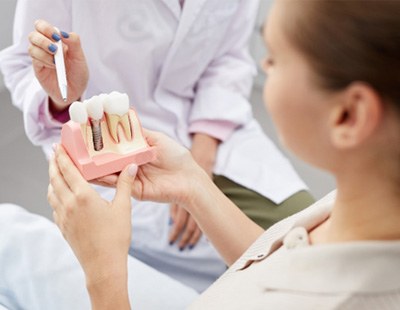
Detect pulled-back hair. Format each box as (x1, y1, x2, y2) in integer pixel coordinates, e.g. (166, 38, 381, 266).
(283, 0, 400, 111)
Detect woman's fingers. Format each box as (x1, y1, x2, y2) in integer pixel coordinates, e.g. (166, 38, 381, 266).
(55, 145, 89, 194)
(48, 155, 74, 206)
(92, 174, 119, 188)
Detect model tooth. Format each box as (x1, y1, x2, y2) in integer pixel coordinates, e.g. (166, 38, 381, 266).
(105, 114, 120, 143)
(86, 96, 104, 120)
(85, 96, 104, 151)
(104, 92, 129, 116)
(69, 101, 88, 124)
(105, 113, 132, 143)
(104, 92, 132, 143)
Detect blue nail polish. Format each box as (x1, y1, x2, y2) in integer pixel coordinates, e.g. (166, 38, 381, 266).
(48, 44, 57, 53)
(52, 33, 61, 41)
(169, 218, 174, 226)
(188, 245, 194, 250)
(169, 241, 174, 246)
(60, 31, 70, 39)
(179, 247, 184, 252)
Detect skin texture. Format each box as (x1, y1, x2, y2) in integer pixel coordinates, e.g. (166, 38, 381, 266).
(48, 0, 400, 308)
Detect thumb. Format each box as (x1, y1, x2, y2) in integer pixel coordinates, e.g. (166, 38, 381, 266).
(62, 32, 86, 60)
(113, 164, 138, 206)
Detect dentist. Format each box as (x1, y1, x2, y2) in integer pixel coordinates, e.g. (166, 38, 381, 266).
(0, 0, 312, 294)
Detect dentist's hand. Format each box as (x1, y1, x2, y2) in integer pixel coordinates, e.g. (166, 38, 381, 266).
(48, 145, 135, 284)
(28, 19, 89, 113)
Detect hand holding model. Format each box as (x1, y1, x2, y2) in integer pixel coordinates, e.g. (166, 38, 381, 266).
(48, 144, 135, 283)
(28, 19, 88, 111)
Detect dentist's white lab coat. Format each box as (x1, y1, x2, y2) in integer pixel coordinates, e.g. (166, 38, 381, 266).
(0, 0, 307, 292)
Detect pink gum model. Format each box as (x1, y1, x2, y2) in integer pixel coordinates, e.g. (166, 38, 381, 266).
(61, 109, 156, 180)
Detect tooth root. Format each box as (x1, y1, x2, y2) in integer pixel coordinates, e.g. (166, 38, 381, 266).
(105, 113, 132, 143)
(106, 114, 120, 143)
(120, 114, 132, 141)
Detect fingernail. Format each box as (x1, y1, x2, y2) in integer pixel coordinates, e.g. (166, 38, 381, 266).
(169, 240, 174, 246)
(169, 217, 174, 226)
(188, 245, 194, 250)
(52, 33, 61, 41)
(128, 164, 138, 177)
(179, 247, 184, 252)
(60, 31, 70, 39)
(48, 44, 57, 53)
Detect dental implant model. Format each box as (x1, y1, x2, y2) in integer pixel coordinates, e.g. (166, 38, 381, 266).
(61, 92, 156, 180)
(86, 96, 104, 151)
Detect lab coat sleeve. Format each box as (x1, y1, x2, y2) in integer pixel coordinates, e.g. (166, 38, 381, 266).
(188, 0, 260, 142)
(0, 0, 71, 149)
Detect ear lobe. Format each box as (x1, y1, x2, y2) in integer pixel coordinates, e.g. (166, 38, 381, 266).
(330, 83, 383, 149)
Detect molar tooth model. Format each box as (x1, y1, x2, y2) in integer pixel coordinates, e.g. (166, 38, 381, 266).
(61, 92, 156, 180)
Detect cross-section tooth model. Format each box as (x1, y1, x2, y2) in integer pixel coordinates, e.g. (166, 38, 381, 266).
(61, 92, 156, 180)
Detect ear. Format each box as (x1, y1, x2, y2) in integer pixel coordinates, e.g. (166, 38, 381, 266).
(330, 83, 383, 149)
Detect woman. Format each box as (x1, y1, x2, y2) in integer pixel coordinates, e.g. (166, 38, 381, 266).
(49, 0, 400, 308)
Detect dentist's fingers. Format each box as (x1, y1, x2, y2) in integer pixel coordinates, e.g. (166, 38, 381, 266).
(169, 206, 189, 246)
(61, 32, 85, 59)
(28, 44, 55, 68)
(28, 30, 58, 55)
(178, 217, 202, 250)
(34, 19, 61, 42)
(186, 224, 202, 249)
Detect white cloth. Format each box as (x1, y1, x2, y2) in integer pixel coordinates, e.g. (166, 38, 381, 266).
(0, 204, 198, 310)
(190, 191, 400, 309)
(0, 0, 307, 291)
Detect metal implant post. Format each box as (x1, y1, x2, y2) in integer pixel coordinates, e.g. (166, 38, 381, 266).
(90, 118, 103, 151)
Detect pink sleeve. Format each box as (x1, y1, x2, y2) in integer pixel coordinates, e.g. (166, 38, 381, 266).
(188, 119, 237, 142)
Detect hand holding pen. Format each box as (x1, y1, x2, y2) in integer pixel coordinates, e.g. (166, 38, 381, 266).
(28, 19, 89, 115)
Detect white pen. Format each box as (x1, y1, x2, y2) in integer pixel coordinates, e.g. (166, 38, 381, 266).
(54, 27, 67, 102)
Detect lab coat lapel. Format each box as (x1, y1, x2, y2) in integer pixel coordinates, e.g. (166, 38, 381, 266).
(174, 0, 207, 47)
(160, 0, 181, 20)
(157, 0, 207, 86)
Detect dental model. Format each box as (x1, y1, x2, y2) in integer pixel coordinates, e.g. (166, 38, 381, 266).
(61, 92, 156, 180)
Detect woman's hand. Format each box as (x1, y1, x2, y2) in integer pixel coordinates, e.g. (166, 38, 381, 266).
(95, 129, 207, 208)
(168, 133, 220, 250)
(48, 145, 135, 284)
(28, 19, 89, 112)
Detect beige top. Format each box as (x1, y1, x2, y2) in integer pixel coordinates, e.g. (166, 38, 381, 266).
(190, 191, 400, 309)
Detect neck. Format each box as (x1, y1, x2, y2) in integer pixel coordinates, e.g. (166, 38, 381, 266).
(312, 167, 400, 244)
